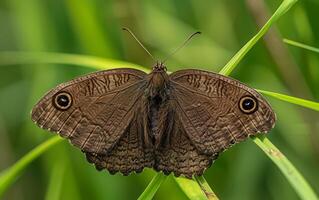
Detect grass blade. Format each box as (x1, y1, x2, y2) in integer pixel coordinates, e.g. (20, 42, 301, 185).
(137, 173, 167, 200)
(283, 39, 319, 53)
(258, 89, 319, 111)
(0, 136, 63, 198)
(174, 177, 208, 200)
(194, 176, 219, 200)
(219, 0, 298, 76)
(253, 136, 318, 200)
(0, 51, 148, 72)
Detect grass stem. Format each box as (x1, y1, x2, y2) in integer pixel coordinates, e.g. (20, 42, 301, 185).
(0, 136, 63, 198)
(137, 173, 167, 200)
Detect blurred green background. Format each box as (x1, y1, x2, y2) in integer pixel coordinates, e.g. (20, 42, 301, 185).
(0, 0, 318, 199)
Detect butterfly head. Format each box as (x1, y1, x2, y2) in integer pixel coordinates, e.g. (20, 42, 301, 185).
(152, 61, 167, 72)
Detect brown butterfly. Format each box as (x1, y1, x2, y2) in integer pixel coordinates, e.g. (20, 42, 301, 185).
(31, 31, 276, 178)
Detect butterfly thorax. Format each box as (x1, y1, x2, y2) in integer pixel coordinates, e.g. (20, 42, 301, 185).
(147, 62, 169, 100)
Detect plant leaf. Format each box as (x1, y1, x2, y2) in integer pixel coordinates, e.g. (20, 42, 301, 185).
(174, 177, 208, 200)
(258, 89, 319, 112)
(253, 136, 318, 200)
(194, 176, 219, 200)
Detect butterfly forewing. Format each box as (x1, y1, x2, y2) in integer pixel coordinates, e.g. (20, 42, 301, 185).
(31, 68, 147, 155)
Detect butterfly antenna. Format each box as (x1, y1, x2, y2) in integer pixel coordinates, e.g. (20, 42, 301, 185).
(162, 31, 201, 63)
(122, 27, 156, 62)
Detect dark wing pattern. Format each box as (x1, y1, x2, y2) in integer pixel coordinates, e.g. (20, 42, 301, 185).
(169, 69, 276, 156)
(31, 68, 147, 155)
(154, 103, 215, 178)
(85, 106, 154, 175)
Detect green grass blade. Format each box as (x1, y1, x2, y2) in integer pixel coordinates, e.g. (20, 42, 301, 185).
(0, 51, 148, 72)
(194, 176, 219, 200)
(253, 136, 318, 200)
(219, 0, 298, 76)
(137, 173, 167, 200)
(283, 39, 319, 53)
(174, 177, 208, 200)
(258, 89, 319, 111)
(0, 136, 63, 198)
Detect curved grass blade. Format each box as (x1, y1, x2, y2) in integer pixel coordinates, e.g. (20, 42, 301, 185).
(137, 173, 167, 200)
(0, 136, 63, 198)
(283, 39, 319, 53)
(194, 176, 219, 200)
(219, 0, 298, 76)
(174, 177, 208, 200)
(253, 136, 318, 200)
(258, 89, 319, 112)
(0, 51, 149, 72)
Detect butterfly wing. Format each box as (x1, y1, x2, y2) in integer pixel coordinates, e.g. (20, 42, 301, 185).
(154, 104, 215, 178)
(31, 68, 147, 155)
(169, 69, 276, 156)
(85, 105, 154, 175)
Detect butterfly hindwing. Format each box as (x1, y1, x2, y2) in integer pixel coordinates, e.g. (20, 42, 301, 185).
(154, 103, 215, 178)
(85, 107, 154, 175)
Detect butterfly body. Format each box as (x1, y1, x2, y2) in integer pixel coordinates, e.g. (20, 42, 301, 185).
(32, 64, 276, 178)
(144, 63, 171, 148)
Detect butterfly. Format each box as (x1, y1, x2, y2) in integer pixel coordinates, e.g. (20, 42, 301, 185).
(31, 30, 276, 178)
(31, 62, 276, 178)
